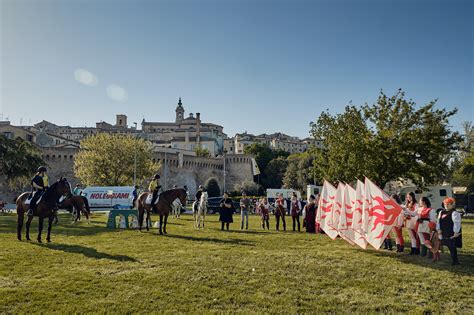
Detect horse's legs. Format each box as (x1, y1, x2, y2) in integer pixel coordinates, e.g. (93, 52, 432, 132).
(146, 210, 150, 232)
(25, 214, 34, 241)
(203, 208, 206, 229)
(138, 208, 144, 231)
(17, 212, 24, 241)
(46, 214, 54, 242)
(164, 214, 168, 234)
(159, 215, 163, 235)
(37, 215, 44, 243)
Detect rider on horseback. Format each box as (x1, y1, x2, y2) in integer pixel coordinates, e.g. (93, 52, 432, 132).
(149, 173, 162, 206)
(27, 166, 49, 216)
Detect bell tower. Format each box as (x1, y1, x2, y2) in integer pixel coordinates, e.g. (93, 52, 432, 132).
(175, 97, 185, 123)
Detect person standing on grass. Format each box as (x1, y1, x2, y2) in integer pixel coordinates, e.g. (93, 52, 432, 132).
(304, 195, 317, 233)
(437, 197, 462, 265)
(259, 197, 271, 230)
(274, 193, 287, 231)
(290, 192, 302, 232)
(219, 192, 234, 231)
(240, 191, 251, 230)
(403, 192, 420, 255)
(416, 196, 434, 257)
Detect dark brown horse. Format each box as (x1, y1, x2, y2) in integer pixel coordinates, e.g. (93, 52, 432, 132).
(136, 189, 187, 235)
(59, 195, 91, 223)
(15, 178, 71, 242)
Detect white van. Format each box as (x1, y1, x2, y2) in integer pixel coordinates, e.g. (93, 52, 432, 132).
(307, 185, 323, 199)
(81, 186, 135, 209)
(266, 188, 301, 201)
(399, 185, 453, 209)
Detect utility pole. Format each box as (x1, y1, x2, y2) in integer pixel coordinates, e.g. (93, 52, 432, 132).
(164, 150, 168, 190)
(133, 122, 138, 186)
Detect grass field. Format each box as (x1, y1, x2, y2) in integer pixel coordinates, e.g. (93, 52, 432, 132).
(1, 212, 473, 314)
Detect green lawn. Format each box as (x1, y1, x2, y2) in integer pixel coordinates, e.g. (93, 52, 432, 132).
(1, 213, 473, 314)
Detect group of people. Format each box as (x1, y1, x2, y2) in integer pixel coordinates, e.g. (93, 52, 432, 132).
(384, 193, 463, 265)
(216, 191, 319, 233)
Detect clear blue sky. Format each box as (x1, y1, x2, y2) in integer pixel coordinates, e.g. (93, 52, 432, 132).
(1, 0, 472, 138)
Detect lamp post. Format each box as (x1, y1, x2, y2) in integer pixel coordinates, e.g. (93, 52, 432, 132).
(133, 122, 137, 186)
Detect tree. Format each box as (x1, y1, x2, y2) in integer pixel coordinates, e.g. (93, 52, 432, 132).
(310, 90, 462, 188)
(0, 136, 45, 182)
(283, 152, 315, 191)
(204, 177, 221, 197)
(233, 180, 261, 196)
(74, 133, 159, 186)
(262, 157, 288, 188)
(310, 105, 371, 185)
(195, 147, 210, 158)
(244, 143, 289, 189)
(452, 122, 474, 191)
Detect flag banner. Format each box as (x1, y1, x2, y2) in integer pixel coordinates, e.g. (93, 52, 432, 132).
(338, 184, 356, 246)
(352, 179, 364, 233)
(364, 177, 403, 250)
(251, 158, 261, 176)
(327, 183, 345, 240)
(317, 180, 338, 240)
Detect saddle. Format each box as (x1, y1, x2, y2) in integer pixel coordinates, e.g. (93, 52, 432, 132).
(145, 194, 160, 205)
(25, 191, 43, 205)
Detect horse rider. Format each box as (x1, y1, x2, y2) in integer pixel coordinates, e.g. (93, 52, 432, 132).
(195, 185, 204, 201)
(27, 166, 49, 216)
(149, 174, 162, 206)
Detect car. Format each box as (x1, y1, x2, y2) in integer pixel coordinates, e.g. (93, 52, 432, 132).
(206, 197, 240, 214)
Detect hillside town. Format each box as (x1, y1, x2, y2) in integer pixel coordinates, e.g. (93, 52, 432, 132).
(0, 98, 320, 157)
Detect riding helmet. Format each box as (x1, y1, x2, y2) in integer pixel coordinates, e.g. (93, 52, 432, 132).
(154, 174, 160, 179)
(37, 166, 47, 173)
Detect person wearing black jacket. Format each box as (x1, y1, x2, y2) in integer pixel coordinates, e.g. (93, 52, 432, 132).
(219, 192, 234, 231)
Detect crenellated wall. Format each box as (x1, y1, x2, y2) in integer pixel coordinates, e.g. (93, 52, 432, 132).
(0, 147, 254, 200)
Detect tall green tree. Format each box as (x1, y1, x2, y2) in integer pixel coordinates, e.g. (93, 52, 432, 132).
(310, 90, 462, 188)
(74, 133, 159, 186)
(262, 157, 288, 188)
(283, 151, 315, 191)
(451, 122, 473, 191)
(0, 136, 45, 181)
(244, 143, 289, 189)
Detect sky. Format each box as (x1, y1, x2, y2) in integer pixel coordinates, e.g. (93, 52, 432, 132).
(1, 0, 472, 138)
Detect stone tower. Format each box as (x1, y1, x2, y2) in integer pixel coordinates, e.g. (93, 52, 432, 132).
(175, 98, 185, 123)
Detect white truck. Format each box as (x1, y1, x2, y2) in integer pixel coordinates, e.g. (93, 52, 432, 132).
(307, 185, 323, 199)
(399, 185, 453, 209)
(266, 188, 301, 201)
(81, 186, 136, 209)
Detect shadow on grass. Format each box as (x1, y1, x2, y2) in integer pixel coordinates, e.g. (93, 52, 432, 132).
(361, 247, 474, 276)
(207, 227, 271, 235)
(33, 243, 138, 262)
(164, 234, 255, 246)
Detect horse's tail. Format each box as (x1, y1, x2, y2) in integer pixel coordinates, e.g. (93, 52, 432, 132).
(81, 196, 91, 215)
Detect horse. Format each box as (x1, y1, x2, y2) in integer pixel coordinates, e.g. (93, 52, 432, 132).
(172, 196, 182, 219)
(59, 195, 91, 223)
(15, 178, 71, 242)
(136, 189, 187, 235)
(193, 191, 208, 229)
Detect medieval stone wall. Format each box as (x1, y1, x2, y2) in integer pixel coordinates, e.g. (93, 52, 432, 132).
(0, 147, 254, 200)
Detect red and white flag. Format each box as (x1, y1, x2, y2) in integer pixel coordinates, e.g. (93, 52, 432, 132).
(327, 183, 345, 240)
(364, 177, 403, 250)
(338, 184, 356, 245)
(316, 180, 338, 240)
(351, 180, 368, 249)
